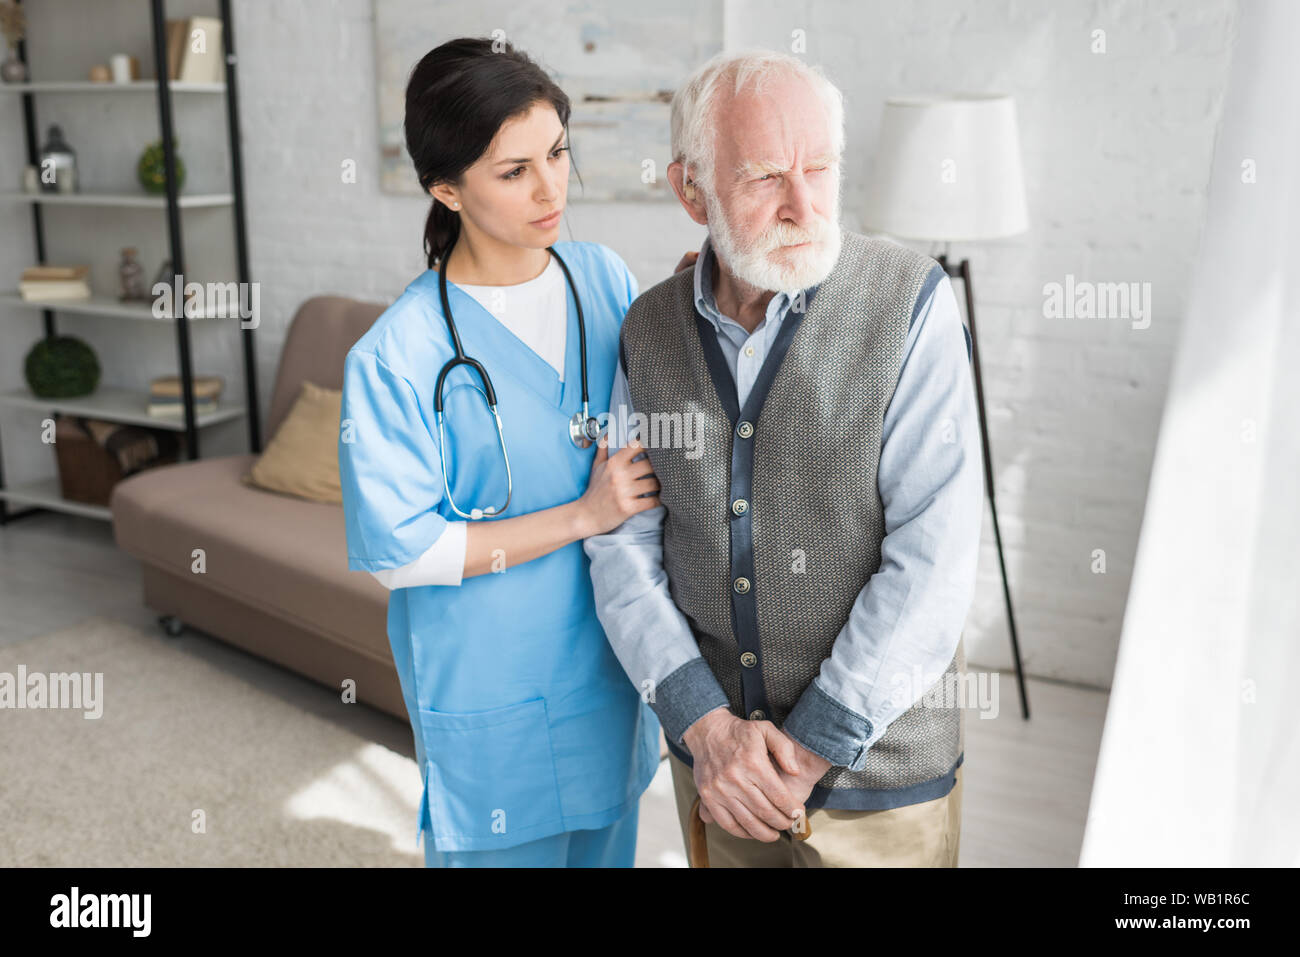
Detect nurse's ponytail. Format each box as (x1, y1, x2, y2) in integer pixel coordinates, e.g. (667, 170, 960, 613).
(404, 37, 578, 270)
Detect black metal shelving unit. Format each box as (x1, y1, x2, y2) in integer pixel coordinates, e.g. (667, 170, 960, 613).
(0, 0, 260, 524)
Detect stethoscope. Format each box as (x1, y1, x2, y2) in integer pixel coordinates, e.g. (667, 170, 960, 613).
(434, 239, 600, 520)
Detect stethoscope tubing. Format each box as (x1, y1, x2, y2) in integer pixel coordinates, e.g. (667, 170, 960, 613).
(432, 238, 593, 519)
(434, 241, 588, 414)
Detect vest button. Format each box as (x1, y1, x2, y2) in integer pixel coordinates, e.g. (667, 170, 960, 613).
(740, 651, 757, 668)
(731, 498, 748, 516)
(748, 709, 766, 721)
(733, 576, 751, 594)
(736, 421, 754, 439)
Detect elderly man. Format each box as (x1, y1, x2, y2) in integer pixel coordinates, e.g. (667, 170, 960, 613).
(585, 49, 983, 868)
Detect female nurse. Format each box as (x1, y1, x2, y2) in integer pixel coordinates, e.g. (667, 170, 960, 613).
(338, 37, 664, 867)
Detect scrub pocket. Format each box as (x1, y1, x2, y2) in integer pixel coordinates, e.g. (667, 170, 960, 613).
(419, 696, 565, 852)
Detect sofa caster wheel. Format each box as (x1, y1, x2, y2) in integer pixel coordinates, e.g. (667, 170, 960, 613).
(159, 615, 185, 638)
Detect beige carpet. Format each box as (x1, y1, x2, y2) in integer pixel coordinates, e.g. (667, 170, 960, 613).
(0, 616, 423, 866)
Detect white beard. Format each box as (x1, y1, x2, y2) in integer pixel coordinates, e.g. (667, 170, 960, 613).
(704, 175, 843, 295)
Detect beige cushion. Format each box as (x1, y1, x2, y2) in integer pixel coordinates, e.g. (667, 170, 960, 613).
(241, 381, 342, 504)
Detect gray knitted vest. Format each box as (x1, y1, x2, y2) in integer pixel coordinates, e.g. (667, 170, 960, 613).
(619, 228, 965, 808)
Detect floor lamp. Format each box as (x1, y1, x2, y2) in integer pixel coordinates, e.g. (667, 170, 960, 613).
(863, 93, 1031, 720)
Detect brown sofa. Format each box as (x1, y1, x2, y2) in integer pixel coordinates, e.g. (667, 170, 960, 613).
(110, 295, 406, 720)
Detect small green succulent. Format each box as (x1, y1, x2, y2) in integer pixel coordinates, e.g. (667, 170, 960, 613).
(137, 139, 185, 194)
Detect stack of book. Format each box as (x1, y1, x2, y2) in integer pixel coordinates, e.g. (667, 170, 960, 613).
(148, 374, 225, 417)
(19, 265, 91, 301)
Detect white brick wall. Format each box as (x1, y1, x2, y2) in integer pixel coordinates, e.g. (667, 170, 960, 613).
(0, 0, 1240, 689)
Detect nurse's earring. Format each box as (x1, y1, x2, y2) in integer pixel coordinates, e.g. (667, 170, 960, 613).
(453, 202, 460, 209)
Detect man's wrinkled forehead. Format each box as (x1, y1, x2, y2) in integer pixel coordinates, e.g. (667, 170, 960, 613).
(712, 77, 836, 183)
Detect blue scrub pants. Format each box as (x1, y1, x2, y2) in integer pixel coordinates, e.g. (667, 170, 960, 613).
(422, 802, 639, 868)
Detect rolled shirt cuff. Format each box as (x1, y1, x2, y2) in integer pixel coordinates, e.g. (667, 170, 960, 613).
(782, 680, 874, 771)
(368, 520, 466, 589)
(648, 657, 731, 746)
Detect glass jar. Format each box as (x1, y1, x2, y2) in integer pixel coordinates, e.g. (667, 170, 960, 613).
(39, 124, 77, 194)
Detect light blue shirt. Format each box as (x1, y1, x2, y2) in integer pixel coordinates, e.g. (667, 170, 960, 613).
(583, 234, 982, 770)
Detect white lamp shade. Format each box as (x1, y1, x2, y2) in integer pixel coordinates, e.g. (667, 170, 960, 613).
(863, 93, 1029, 242)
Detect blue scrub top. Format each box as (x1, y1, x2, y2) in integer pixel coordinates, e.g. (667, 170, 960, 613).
(338, 241, 660, 853)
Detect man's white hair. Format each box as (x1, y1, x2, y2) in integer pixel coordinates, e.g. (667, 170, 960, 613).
(670, 48, 845, 195)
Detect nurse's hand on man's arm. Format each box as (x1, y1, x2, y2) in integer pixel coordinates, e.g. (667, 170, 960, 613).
(681, 706, 808, 841)
(573, 437, 661, 537)
(459, 438, 658, 577)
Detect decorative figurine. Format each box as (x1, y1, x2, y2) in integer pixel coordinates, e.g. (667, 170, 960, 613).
(119, 247, 148, 302)
(0, 1, 28, 84)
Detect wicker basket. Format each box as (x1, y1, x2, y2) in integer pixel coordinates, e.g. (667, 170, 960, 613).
(53, 414, 179, 506)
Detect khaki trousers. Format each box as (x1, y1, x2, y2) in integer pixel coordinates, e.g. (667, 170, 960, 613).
(668, 752, 963, 867)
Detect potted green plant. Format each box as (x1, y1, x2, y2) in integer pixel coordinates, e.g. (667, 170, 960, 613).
(24, 335, 101, 398)
(138, 139, 186, 193)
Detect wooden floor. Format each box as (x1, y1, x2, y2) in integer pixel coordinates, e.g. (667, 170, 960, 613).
(0, 508, 1109, 866)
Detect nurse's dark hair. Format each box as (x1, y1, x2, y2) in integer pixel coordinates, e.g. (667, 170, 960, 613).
(405, 36, 579, 269)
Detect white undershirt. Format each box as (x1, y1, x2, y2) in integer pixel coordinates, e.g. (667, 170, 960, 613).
(458, 255, 568, 380)
(368, 256, 568, 590)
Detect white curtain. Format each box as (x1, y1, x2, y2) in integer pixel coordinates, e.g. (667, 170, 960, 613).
(1080, 0, 1300, 867)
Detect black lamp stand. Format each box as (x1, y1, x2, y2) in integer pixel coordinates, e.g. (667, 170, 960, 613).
(936, 251, 1030, 721)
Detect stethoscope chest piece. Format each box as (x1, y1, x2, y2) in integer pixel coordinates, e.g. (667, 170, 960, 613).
(568, 407, 600, 449)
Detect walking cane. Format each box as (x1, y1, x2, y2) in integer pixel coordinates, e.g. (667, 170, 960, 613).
(687, 796, 812, 867)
